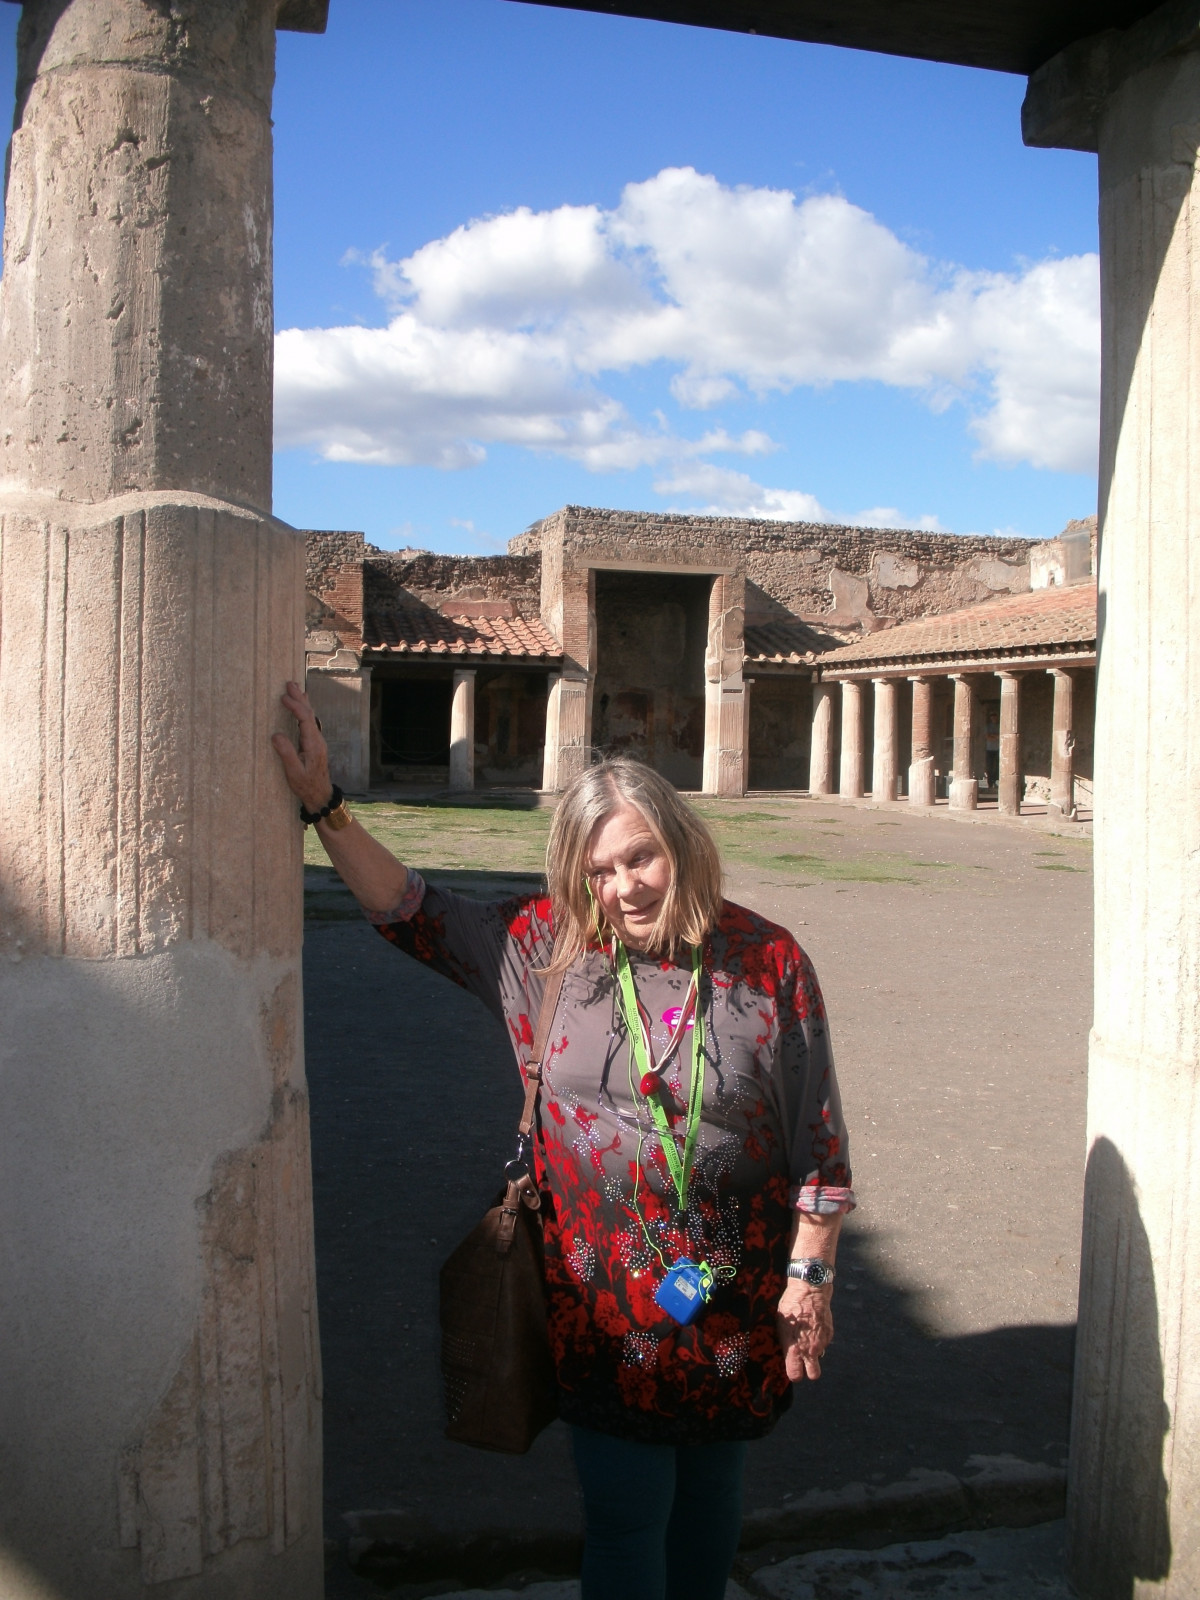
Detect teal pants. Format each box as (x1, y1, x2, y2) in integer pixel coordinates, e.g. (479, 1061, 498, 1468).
(570, 1426, 747, 1600)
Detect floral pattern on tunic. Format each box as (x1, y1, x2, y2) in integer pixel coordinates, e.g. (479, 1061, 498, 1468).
(374, 884, 854, 1445)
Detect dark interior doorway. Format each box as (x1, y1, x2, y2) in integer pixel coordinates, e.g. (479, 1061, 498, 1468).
(378, 677, 452, 768)
(592, 569, 710, 789)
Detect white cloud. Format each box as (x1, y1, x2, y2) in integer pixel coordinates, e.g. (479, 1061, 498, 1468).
(276, 167, 1099, 487)
(654, 461, 945, 528)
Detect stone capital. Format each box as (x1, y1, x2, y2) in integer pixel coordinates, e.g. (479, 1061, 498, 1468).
(1022, 0, 1200, 152)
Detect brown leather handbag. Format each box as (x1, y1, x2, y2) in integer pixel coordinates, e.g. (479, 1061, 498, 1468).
(439, 964, 565, 1453)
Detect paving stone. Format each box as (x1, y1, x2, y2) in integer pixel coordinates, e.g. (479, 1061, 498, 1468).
(752, 1522, 1071, 1599)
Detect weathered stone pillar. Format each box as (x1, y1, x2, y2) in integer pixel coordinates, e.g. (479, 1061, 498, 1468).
(702, 573, 747, 796)
(871, 677, 898, 801)
(0, 5, 326, 1597)
(449, 669, 477, 792)
(809, 679, 835, 796)
(742, 676, 753, 790)
(1025, 16, 1200, 1595)
(306, 667, 371, 793)
(949, 674, 978, 810)
(997, 671, 1023, 817)
(542, 672, 591, 791)
(1049, 668, 1077, 821)
(908, 675, 936, 806)
(838, 681, 865, 799)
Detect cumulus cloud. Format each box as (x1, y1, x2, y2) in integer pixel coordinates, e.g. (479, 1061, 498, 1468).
(275, 167, 1099, 489)
(654, 461, 945, 529)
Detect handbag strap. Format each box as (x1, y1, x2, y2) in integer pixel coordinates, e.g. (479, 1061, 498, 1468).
(504, 957, 565, 1218)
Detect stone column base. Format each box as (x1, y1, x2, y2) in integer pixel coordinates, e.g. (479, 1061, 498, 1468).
(908, 757, 935, 806)
(949, 777, 978, 810)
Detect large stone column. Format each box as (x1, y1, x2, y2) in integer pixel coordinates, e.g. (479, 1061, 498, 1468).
(871, 677, 898, 801)
(702, 573, 747, 796)
(997, 672, 1023, 818)
(0, 5, 325, 1597)
(949, 674, 978, 810)
(838, 681, 865, 799)
(1048, 668, 1077, 821)
(1025, 14, 1200, 1595)
(809, 679, 836, 796)
(908, 675, 936, 806)
(306, 666, 372, 793)
(449, 669, 477, 792)
(542, 672, 591, 791)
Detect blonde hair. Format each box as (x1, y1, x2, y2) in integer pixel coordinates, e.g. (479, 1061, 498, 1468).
(545, 758, 723, 971)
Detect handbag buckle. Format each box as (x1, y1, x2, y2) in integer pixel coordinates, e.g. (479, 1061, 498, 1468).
(504, 1131, 533, 1183)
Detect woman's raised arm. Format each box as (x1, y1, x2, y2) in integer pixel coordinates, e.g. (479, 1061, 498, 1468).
(272, 680, 409, 914)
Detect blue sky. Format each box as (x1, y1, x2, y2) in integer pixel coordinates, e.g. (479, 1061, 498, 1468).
(0, 2, 1101, 552)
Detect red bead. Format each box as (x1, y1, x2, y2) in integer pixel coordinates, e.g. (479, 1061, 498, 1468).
(639, 1073, 660, 1097)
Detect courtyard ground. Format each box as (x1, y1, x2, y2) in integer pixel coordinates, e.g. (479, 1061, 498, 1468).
(303, 794, 1092, 1595)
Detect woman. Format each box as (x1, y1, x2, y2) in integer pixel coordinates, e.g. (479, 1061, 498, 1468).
(273, 680, 854, 1600)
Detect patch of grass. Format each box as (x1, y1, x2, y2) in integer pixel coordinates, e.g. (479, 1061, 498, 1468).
(1034, 850, 1064, 857)
(305, 798, 552, 873)
(772, 852, 915, 884)
(911, 859, 957, 870)
(1036, 862, 1085, 872)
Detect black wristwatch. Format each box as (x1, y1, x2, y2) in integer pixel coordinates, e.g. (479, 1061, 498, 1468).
(786, 1259, 836, 1287)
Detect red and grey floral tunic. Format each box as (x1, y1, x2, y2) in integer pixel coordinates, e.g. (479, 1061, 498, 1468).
(371, 874, 854, 1445)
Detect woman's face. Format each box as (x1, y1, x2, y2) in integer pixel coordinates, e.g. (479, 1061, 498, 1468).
(585, 801, 673, 950)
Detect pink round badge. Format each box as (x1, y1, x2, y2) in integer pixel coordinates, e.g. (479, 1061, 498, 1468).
(661, 1005, 694, 1031)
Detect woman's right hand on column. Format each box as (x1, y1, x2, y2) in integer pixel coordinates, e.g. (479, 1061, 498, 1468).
(272, 680, 333, 812)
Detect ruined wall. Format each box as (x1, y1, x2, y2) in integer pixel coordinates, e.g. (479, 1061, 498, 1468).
(365, 550, 542, 621)
(516, 506, 1037, 638)
(305, 529, 364, 658)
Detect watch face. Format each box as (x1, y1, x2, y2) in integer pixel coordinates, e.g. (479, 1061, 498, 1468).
(801, 1262, 831, 1285)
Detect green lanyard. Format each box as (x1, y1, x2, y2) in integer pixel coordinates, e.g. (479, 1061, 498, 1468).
(613, 941, 706, 1215)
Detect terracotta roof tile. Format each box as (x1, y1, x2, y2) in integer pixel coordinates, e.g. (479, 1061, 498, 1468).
(816, 583, 1096, 669)
(744, 619, 861, 664)
(363, 600, 562, 660)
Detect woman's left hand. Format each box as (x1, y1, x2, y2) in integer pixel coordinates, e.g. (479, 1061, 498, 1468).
(776, 1281, 834, 1382)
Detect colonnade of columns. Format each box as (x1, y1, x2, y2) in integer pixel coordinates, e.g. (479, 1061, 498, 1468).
(812, 665, 1084, 816)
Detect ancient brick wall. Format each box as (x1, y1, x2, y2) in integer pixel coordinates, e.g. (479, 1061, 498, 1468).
(365, 550, 542, 620)
(305, 529, 365, 655)
(515, 506, 1038, 634)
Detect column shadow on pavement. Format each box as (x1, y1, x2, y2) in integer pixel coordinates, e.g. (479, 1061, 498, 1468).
(304, 904, 1079, 1595)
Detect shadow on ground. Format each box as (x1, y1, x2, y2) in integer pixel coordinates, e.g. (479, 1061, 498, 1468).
(306, 899, 1074, 1598)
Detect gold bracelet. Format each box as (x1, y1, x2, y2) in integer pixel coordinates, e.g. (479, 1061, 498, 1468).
(324, 799, 353, 831)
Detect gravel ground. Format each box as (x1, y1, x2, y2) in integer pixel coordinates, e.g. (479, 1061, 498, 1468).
(304, 794, 1091, 1594)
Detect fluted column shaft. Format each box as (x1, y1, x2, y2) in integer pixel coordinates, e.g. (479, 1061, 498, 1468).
(908, 675, 936, 806)
(997, 672, 1023, 817)
(871, 678, 898, 800)
(949, 674, 978, 811)
(1049, 668, 1077, 821)
(838, 681, 865, 799)
(450, 669, 477, 792)
(0, 6, 324, 1596)
(809, 681, 835, 796)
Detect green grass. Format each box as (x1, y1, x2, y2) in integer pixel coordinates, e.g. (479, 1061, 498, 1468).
(772, 852, 915, 884)
(305, 799, 552, 874)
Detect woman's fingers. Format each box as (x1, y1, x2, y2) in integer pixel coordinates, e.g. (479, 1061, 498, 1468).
(777, 1297, 833, 1383)
(271, 731, 307, 788)
(273, 682, 332, 807)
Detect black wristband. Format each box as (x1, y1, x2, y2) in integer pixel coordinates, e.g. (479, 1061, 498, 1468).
(299, 784, 343, 826)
